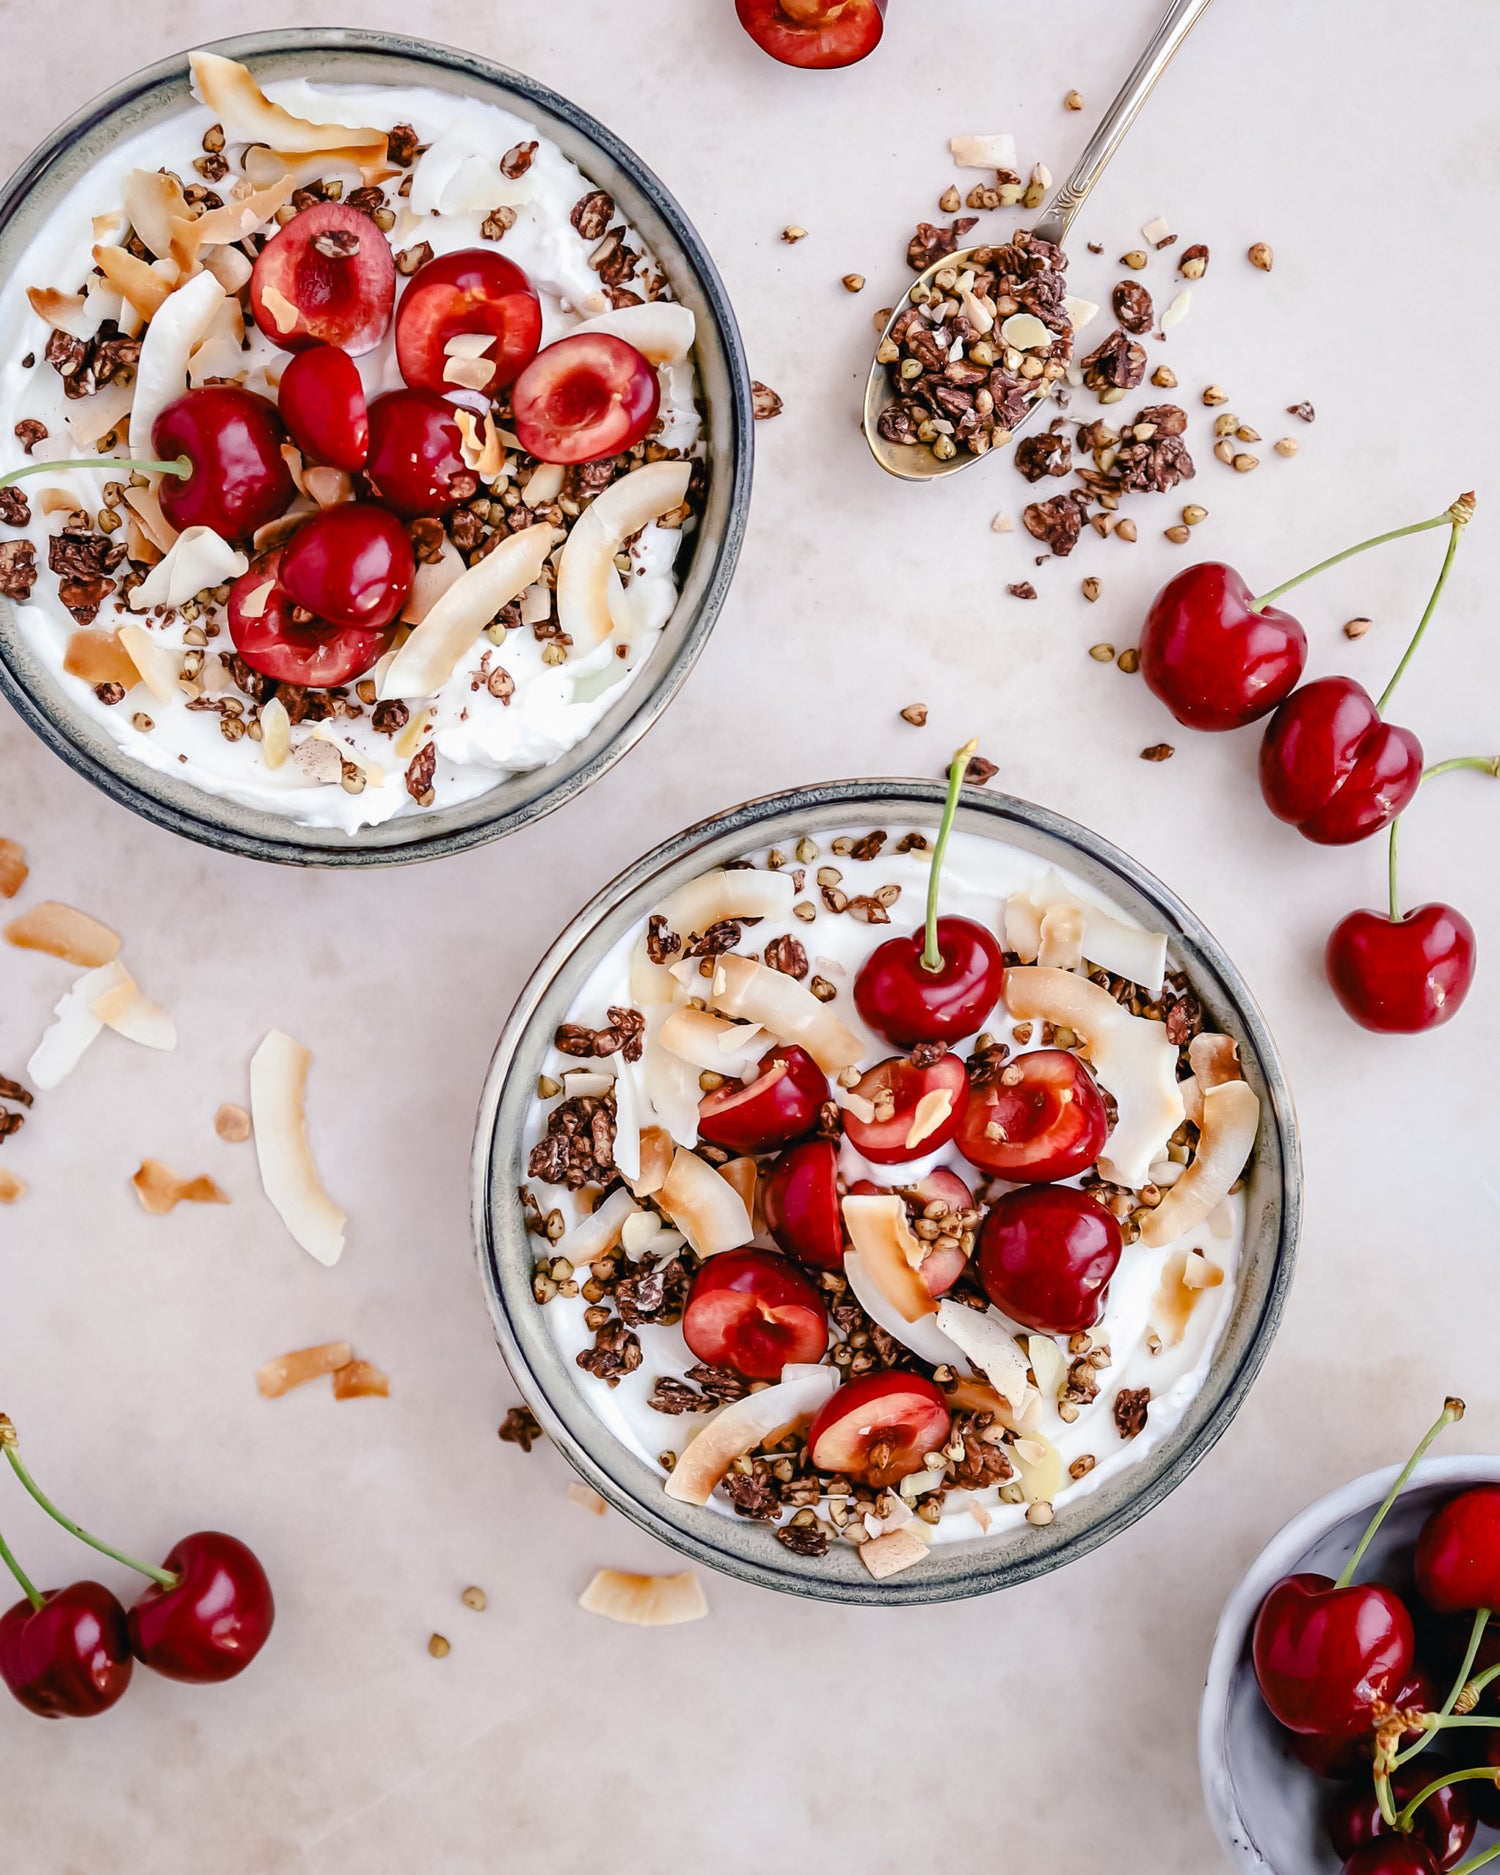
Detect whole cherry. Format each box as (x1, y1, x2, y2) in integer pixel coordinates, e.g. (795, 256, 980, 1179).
(1340, 1843, 1441, 1875)
(279, 503, 415, 632)
(1328, 1762, 1474, 1869)
(1139, 562, 1307, 731)
(127, 1531, 275, 1683)
(0, 1579, 133, 1719)
(1290, 1664, 1438, 1778)
(153, 387, 296, 539)
(364, 389, 476, 518)
(1415, 1487, 1500, 1616)
(1253, 1574, 1416, 1735)
(975, 1185, 1122, 1336)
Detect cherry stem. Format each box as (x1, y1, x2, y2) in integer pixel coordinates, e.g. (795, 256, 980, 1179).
(1398, 1764, 1500, 1834)
(1386, 757, 1499, 923)
(1335, 1397, 1465, 1590)
(1374, 1764, 1399, 1831)
(1444, 1609, 1493, 1718)
(0, 1518, 43, 1611)
(1376, 498, 1475, 715)
(921, 737, 977, 974)
(1249, 494, 1473, 612)
(1453, 1844, 1500, 1875)
(0, 1419, 176, 1591)
(0, 453, 191, 490)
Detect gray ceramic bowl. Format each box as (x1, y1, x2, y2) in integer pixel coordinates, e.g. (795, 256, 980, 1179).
(0, 28, 752, 866)
(472, 779, 1303, 1605)
(1201, 1454, 1500, 1872)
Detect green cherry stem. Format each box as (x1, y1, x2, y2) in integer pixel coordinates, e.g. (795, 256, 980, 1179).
(0, 1517, 43, 1612)
(1397, 1764, 1500, 1834)
(921, 737, 977, 975)
(1386, 757, 1499, 923)
(1454, 1843, 1500, 1875)
(1376, 495, 1476, 715)
(1443, 1609, 1493, 1719)
(1249, 494, 1472, 612)
(0, 453, 190, 490)
(0, 1417, 176, 1590)
(1336, 1397, 1465, 1590)
(1374, 1764, 1399, 1831)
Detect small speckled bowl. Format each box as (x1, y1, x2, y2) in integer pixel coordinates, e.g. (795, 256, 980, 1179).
(1200, 1454, 1500, 1873)
(472, 779, 1302, 1605)
(0, 27, 752, 866)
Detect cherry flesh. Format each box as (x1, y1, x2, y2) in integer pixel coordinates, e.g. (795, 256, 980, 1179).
(681, 1249, 828, 1380)
(1139, 562, 1308, 731)
(976, 1185, 1122, 1336)
(125, 1531, 274, 1684)
(841, 1050, 968, 1165)
(1327, 1762, 1474, 1870)
(853, 915, 1005, 1048)
(761, 1138, 842, 1271)
(734, 0, 886, 67)
(1259, 677, 1423, 845)
(228, 550, 391, 688)
(0, 1582, 132, 1718)
(1340, 1844, 1441, 1875)
(153, 387, 295, 541)
(279, 503, 414, 632)
(1289, 1664, 1436, 1777)
(512, 333, 660, 464)
(277, 345, 369, 471)
(363, 389, 476, 519)
(954, 1048, 1108, 1182)
(1252, 1573, 1416, 1735)
(697, 1045, 829, 1154)
(250, 202, 395, 356)
(1415, 1485, 1500, 1615)
(1326, 905, 1477, 1034)
(395, 248, 541, 396)
(847, 1168, 971, 1298)
(806, 1371, 950, 1488)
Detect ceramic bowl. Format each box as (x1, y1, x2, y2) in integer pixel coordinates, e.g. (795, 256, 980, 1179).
(0, 27, 752, 865)
(472, 778, 1302, 1605)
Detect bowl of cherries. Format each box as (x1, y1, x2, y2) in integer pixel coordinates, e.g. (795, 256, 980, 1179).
(1202, 1401, 1500, 1875)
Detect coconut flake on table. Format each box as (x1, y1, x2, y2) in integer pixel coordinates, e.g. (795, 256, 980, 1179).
(27, 959, 127, 1088)
(249, 1030, 346, 1266)
(949, 133, 1017, 172)
(131, 1159, 228, 1215)
(578, 1568, 708, 1627)
(4, 900, 119, 966)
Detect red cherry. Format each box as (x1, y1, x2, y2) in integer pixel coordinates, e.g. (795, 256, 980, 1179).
(848, 1168, 972, 1297)
(228, 549, 391, 688)
(1139, 562, 1307, 731)
(1259, 677, 1423, 844)
(1341, 1843, 1442, 1875)
(512, 333, 660, 464)
(954, 1048, 1108, 1182)
(277, 345, 369, 471)
(807, 1371, 950, 1487)
(1252, 1573, 1415, 1734)
(1289, 1664, 1436, 1777)
(1414, 1487, 1500, 1615)
(126, 1532, 274, 1684)
(1328, 1762, 1474, 1870)
(250, 201, 395, 356)
(975, 1185, 1121, 1336)
(681, 1249, 828, 1380)
(153, 387, 295, 541)
(1326, 905, 1477, 1034)
(842, 1050, 968, 1165)
(279, 504, 414, 632)
(1458, 1729, 1500, 1829)
(697, 1045, 829, 1154)
(734, 0, 886, 67)
(364, 389, 476, 519)
(395, 248, 541, 396)
(853, 916, 1005, 1048)
(761, 1138, 842, 1271)
(0, 1583, 132, 1718)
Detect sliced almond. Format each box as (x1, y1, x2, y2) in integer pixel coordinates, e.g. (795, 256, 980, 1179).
(999, 313, 1050, 353)
(5, 901, 119, 967)
(189, 51, 385, 161)
(567, 1481, 608, 1516)
(259, 283, 301, 337)
(1027, 1333, 1068, 1403)
(256, 1341, 353, 1399)
(0, 838, 27, 900)
(904, 1087, 954, 1150)
(709, 953, 862, 1075)
(859, 1525, 931, 1579)
(259, 696, 291, 771)
(567, 301, 695, 365)
(128, 525, 247, 613)
(301, 464, 353, 508)
(1140, 1079, 1258, 1249)
(129, 269, 226, 472)
(379, 523, 554, 699)
(131, 1159, 229, 1216)
(658, 1147, 753, 1257)
(249, 1029, 346, 1266)
(442, 354, 498, 392)
(556, 459, 692, 650)
(201, 243, 253, 294)
(331, 1360, 390, 1400)
(665, 1364, 838, 1505)
(1011, 1427, 1063, 1503)
(578, 1568, 708, 1627)
(1063, 294, 1100, 333)
(0, 1166, 24, 1204)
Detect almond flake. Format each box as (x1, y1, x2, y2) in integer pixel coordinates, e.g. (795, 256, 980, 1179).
(859, 1526, 931, 1579)
(999, 313, 1050, 353)
(256, 1341, 353, 1399)
(904, 1087, 954, 1149)
(578, 1569, 708, 1627)
(4, 901, 119, 967)
(259, 696, 291, 771)
(442, 355, 498, 391)
(259, 282, 301, 336)
(131, 1159, 229, 1216)
(130, 270, 226, 473)
(567, 1482, 608, 1516)
(0, 838, 28, 900)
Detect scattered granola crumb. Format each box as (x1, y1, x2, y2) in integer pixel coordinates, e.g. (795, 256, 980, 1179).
(938, 185, 961, 214)
(961, 753, 998, 786)
(1121, 249, 1147, 271)
(1164, 524, 1191, 543)
(428, 1634, 451, 1659)
(899, 703, 928, 726)
(1247, 242, 1274, 272)
(991, 513, 1014, 534)
(1114, 517, 1138, 543)
(781, 224, 808, 243)
(499, 1405, 543, 1451)
(751, 381, 783, 420)
(1117, 647, 1140, 675)
(215, 1102, 251, 1143)
(1151, 364, 1178, 389)
(841, 272, 865, 293)
(1183, 504, 1207, 525)
(1026, 1499, 1054, 1526)
(1179, 243, 1209, 278)
(1140, 743, 1175, 762)
(1274, 436, 1299, 458)
(1007, 581, 1038, 600)
(1114, 1387, 1151, 1437)
(1231, 452, 1259, 474)
(1088, 643, 1115, 662)
(461, 1586, 487, 1612)
(1344, 617, 1372, 640)
(1081, 576, 1102, 602)
(1286, 401, 1316, 423)
(1064, 88, 1084, 110)
(1202, 384, 1229, 406)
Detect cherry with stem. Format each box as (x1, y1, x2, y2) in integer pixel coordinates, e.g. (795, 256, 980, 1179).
(921, 735, 975, 973)
(0, 454, 191, 490)
(1247, 497, 1473, 616)
(0, 1417, 175, 1590)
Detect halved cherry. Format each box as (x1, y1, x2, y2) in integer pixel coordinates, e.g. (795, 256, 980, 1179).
(153, 387, 295, 541)
(250, 202, 395, 356)
(681, 1249, 829, 1380)
(848, 1168, 971, 1298)
(762, 1138, 842, 1270)
(363, 390, 475, 519)
(279, 504, 414, 632)
(277, 346, 369, 471)
(698, 1045, 829, 1155)
(807, 1372, 950, 1488)
(842, 1051, 968, 1165)
(511, 333, 660, 465)
(227, 550, 390, 688)
(735, 0, 887, 69)
(977, 1185, 1122, 1335)
(954, 1049, 1109, 1182)
(394, 248, 542, 396)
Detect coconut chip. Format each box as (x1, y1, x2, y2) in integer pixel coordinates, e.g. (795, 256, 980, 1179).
(90, 972, 176, 1051)
(904, 1087, 954, 1150)
(567, 1482, 607, 1516)
(169, 177, 296, 271)
(859, 1526, 932, 1579)
(131, 1159, 229, 1216)
(568, 301, 696, 365)
(26, 288, 95, 342)
(64, 378, 133, 452)
(1004, 870, 1168, 994)
(215, 1103, 252, 1143)
(189, 52, 385, 162)
(844, 1247, 962, 1368)
(949, 132, 1017, 171)
(129, 270, 226, 475)
(1036, 903, 1086, 972)
(451, 408, 507, 481)
(400, 541, 466, 625)
(379, 522, 554, 699)
(842, 1195, 939, 1325)
(256, 1341, 353, 1399)
(578, 1568, 708, 1627)
(935, 1300, 1035, 1419)
(26, 960, 123, 1088)
(331, 1360, 389, 1400)
(0, 839, 27, 900)
(116, 624, 181, 702)
(1011, 1428, 1063, 1503)
(5, 901, 119, 967)
(123, 168, 191, 261)
(1161, 291, 1191, 332)
(259, 697, 291, 772)
(1141, 215, 1174, 247)
(122, 485, 179, 554)
(557, 1184, 639, 1264)
(249, 1029, 346, 1266)
(556, 459, 692, 650)
(658, 1147, 753, 1256)
(666, 1363, 838, 1505)
(1139, 1078, 1258, 1249)
(92, 245, 177, 324)
(658, 1006, 766, 1075)
(709, 954, 863, 1075)
(128, 525, 247, 612)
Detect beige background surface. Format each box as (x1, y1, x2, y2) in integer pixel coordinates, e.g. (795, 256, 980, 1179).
(1, 2, 1498, 1870)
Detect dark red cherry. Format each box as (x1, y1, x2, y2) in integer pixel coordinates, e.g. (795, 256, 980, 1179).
(227, 549, 391, 688)
(512, 333, 660, 464)
(807, 1372, 950, 1487)
(735, 0, 886, 67)
(153, 387, 295, 540)
(1259, 677, 1424, 844)
(1289, 1664, 1436, 1777)
(363, 389, 476, 519)
(1326, 905, 1477, 1034)
(954, 1048, 1108, 1181)
(841, 1051, 968, 1165)
(1327, 1761, 1474, 1869)
(0, 1582, 132, 1719)
(1139, 562, 1307, 731)
(853, 916, 1005, 1048)
(395, 248, 541, 396)
(1340, 1843, 1441, 1875)
(975, 1185, 1121, 1335)
(1415, 1486, 1500, 1615)
(250, 201, 395, 356)
(761, 1138, 842, 1271)
(127, 1532, 274, 1684)
(697, 1045, 829, 1154)
(1252, 1573, 1415, 1735)
(277, 345, 369, 471)
(681, 1250, 828, 1380)
(279, 504, 414, 632)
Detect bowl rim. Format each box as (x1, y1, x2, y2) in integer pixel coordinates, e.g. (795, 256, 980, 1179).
(471, 776, 1304, 1606)
(1198, 1451, 1500, 1870)
(0, 25, 753, 868)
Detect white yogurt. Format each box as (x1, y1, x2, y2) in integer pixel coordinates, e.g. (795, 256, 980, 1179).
(0, 76, 701, 832)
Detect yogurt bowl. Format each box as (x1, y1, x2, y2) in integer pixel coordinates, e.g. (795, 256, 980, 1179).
(472, 779, 1301, 1604)
(0, 28, 751, 864)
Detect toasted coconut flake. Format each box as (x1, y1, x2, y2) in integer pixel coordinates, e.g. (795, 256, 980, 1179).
(400, 540, 465, 625)
(629, 1125, 674, 1198)
(308, 724, 384, 788)
(122, 485, 179, 555)
(556, 460, 692, 650)
(859, 1525, 932, 1579)
(202, 244, 253, 294)
(568, 301, 696, 365)
(935, 1301, 1035, 1418)
(567, 1482, 608, 1516)
(844, 1248, 961, 1365)
(0, 1166, 24, 1204)
(93, 245, 177, 322)
(843, 1195, 936, 1323)
(331, 1360, 389, 1400)
(1000, 313, 1050, 353)
(129, 525, 247, 612)
(643, 1046, 701, 1147)
(524, 462, 565, 507)
(190, 51, 385, 161)
(709, 953, 862, 1074)
(666, 1363, 838, 1505)
(558, 1185, 639, 1263)
(409, 128, 535, 217)
(123, 168, 191, 260)
(451, 408, 507, 481)
(1012, 1427, 1063, 1503)
(215, 1103, 252, 1143)
(655, 867, 795, 937)
(170, 176, 295, 271)
(131, 1159, 229, 1215)
(1189, 1030, 1242, 1092)
(0, 839, 27, 900)
(259, 697, 291, 772)
(658, 1147, 753, 1256)
(1140, 1079, 1258, 1249)
(904, 1086, 954, 1150)
(26, 287, 94, 341)
(561, 1070, 614, 1099)
(117, 624, 181, 702)
(64, 377, 133, 452)
(1004, 966, 1183, 1187)
(443, 354, 497, 392)
(1027, 1333, 1068, 1404)
(249, 1029, 346, 1266)
(1150, 1247, 1225, 1347)
(130, 270, 226, 470)
(91, 973, 175, 1051)
(949, 132, 1017, 171)
(1182, 1247, 1222, 1291)
(26, 960, 124, 1089)
(1006, 873, 1168, 984)
(620, 1209, 682, 1257)
(256, 1341, 353, 1399)
(1036, 903, 1086, 971)
(658, 1007, 765, 1075)
(5, 901, 120, 967)
(380, 523, 553, 699)
(188, 296, 247, 386)
(717, 1155, 758, 1218)
(579, 1568, 707, 1627)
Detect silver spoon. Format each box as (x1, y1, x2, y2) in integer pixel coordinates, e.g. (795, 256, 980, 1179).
(862, 0, 1216, 482)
